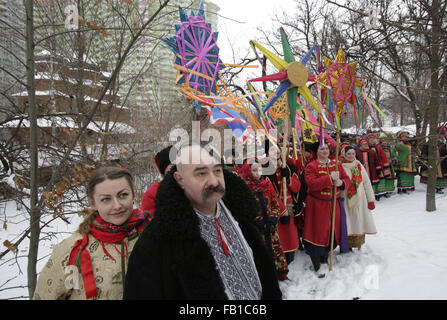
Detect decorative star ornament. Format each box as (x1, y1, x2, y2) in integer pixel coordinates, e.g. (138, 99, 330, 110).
(317, 45, 363, 119)
(162, 1, 222, 114)
(248, 28, 320, 127)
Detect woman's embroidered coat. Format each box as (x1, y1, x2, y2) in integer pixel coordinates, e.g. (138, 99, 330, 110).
(33, 230, 139, 300)
(341, 160, 378, 236)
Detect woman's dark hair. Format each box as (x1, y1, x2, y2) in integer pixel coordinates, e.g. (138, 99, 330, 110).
(87, 166, 134, 199)
(310, 140, 330, 155)
(344, 146, 355, 153)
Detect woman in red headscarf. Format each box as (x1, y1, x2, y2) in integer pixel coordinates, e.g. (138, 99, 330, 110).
(356, 138, 381, 188)
(34, 167, 150, 300)
(239, 160, 289, 281)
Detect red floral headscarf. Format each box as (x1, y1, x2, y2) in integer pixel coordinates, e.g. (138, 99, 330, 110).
(238, 163, 271, 195)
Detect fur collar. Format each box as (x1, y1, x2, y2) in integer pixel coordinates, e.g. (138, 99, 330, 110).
(151, 167, 259, 241)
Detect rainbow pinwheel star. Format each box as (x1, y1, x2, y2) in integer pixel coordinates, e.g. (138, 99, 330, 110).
(162, 1, 222, 114)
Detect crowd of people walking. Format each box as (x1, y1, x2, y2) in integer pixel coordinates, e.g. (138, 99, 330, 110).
(33, 126, 447, 300)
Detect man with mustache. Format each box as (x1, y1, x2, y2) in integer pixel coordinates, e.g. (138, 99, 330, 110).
(124, 142, 282, 300)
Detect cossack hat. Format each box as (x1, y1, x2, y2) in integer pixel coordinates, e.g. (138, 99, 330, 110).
(397, 131, 409, 139)
(359, 138, 368, 145)
(154, 145, 175, 175)
(340, 142, 350, 152)
(437, 126, 447, 134)
(379, 135, 390, 144)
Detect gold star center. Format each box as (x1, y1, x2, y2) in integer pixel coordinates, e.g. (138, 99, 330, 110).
(287, 61, 308, 87)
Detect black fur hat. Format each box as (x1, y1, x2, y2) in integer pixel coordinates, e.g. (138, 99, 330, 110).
(154, 145, 175, 175)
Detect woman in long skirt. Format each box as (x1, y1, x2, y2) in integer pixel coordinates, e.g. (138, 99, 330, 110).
(341, 146, 377, 250)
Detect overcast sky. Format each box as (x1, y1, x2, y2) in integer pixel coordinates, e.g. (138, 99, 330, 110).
(211, 0, 297, 63)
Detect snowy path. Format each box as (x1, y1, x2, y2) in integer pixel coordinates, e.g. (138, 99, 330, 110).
(280, 180, 447, 300)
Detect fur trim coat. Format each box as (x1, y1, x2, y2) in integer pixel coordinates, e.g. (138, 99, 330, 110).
(341, 160, 377, 236)
(123, 169, 282, 300)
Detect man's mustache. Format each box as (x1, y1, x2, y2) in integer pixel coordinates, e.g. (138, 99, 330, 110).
(202, 185, 225, 199)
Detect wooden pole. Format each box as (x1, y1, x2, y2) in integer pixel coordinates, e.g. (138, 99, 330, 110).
(281, 107, 291, 206)
(329, 129, 341, 271)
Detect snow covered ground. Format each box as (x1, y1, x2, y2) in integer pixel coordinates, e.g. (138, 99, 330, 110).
(281, 179, 447, 300)
(0, 198, 84, 300)
(343, 124, 418, 136)
(0, 178, 446, 300)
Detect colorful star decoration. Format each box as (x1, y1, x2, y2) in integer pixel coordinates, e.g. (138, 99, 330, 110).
(317, 45, 364, 119)
(249, 28, 320, 127)
(162, 2, 222, 114)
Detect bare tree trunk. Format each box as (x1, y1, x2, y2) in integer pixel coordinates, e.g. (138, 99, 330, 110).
(25, 0, 40, 299)
(400, 102, 404, 126)
(75, 8, 88, 158)
(426, 105, 438, 212)
(426, 0, 441, 212)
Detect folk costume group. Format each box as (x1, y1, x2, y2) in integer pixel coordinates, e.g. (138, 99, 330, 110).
(33, 126, 447, 300)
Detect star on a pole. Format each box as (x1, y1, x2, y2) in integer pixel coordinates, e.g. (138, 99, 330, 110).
(249, 28, 318, 127)
(317, 45, 363, 119)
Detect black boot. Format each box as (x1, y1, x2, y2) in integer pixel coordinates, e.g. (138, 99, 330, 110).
(320, 252, 329, 264)
(375, 195, 381, 201)
(436, 188, 444, 194)
(310, 256, 321, 272)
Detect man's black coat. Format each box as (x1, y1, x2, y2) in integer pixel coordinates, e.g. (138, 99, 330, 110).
(123, 168, 282, 300)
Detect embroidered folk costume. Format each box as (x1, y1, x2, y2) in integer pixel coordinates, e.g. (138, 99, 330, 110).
(238, 163, 289, 280)
(123, 169, 282, 300)
(367, 133, 392, 199)
(395, 131, 418, 193)
(341, 150, 377, 250)
(302, 157, 351, 271)
(34, 209, 149, 300)
(356, 139, 381, 187)
(379, 136, 398, 195)
(194, 201, 263, 300)
(264, 158, 301, 264)
(420, 127, 447, 193)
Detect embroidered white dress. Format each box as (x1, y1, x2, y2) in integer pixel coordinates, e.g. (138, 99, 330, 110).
(342, 160, 378, 237)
